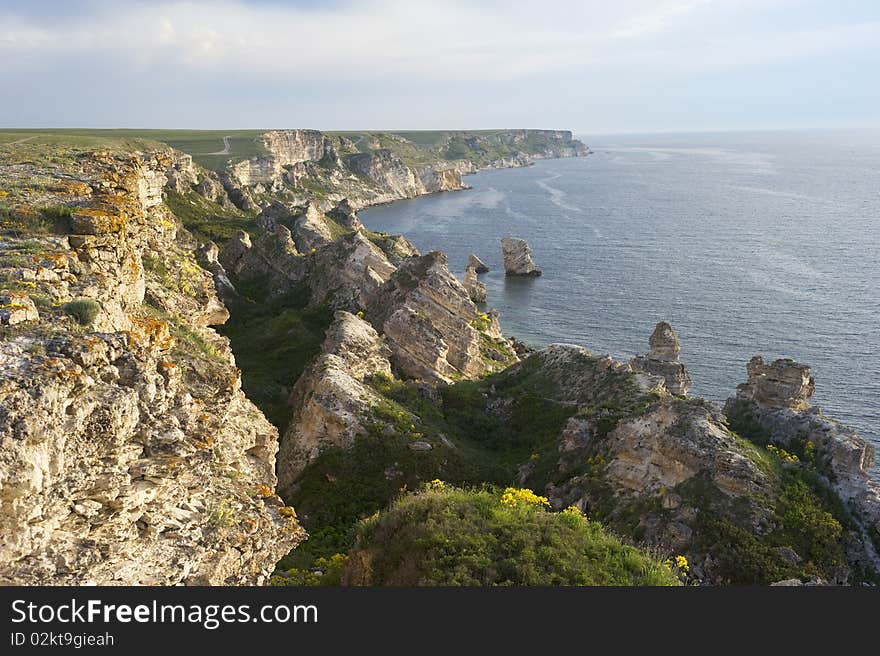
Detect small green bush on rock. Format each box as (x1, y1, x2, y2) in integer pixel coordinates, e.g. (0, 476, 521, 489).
(63, 298, 100, 326)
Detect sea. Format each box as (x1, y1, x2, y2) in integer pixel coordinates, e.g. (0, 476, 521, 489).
(359, 129, 880, 473)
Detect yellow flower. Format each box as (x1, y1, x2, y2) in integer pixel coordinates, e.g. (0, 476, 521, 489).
(500, 487, 550, 508)
(675, 555, 689, 572)
(562, 505, 588, 520)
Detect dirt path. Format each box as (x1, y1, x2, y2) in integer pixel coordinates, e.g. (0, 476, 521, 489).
(205, 135, 232, 156)
(5, 135, 36, 146)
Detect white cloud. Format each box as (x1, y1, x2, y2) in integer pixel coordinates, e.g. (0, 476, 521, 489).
(0, 0, 876, 83)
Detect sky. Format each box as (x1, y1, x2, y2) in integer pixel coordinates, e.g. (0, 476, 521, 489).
(0, 0, 878, 133)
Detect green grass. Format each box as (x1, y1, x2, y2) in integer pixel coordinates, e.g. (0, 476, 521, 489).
(0, 129, 268, 170)
(342, 486, 679, 586)
(0, 129, 164, 151)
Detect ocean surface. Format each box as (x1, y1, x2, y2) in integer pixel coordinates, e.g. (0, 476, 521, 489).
(359, 129, 880, 473)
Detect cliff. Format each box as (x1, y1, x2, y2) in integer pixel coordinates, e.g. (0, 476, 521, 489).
(4, 128, 876, 588)
(212, 128, 590, 212)
(0, 141, 303, 584)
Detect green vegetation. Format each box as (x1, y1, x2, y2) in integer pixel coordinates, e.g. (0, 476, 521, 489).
(217, 281, 332, 432)
(0, 129, 267, 170)
(276, 355, 600, 579)
(680, 457, 861, 584)
(342, 485, 679, 586)
(164, 190, 254, 242)
(63, 299, 100, 326)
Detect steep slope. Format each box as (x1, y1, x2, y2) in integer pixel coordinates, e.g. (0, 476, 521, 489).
(0, 142, 303, 584)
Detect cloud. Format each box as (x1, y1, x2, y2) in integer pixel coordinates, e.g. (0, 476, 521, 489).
(1, 0, 878, 130)
(3, 0, 861, 82)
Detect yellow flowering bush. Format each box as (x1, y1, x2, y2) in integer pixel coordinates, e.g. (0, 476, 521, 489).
(500, 487, 550, 508)
(664, 554, 690, 581)
(803, 440, 816, 464)
(767, 444, 799, 463)
(562, 505, 588, 521)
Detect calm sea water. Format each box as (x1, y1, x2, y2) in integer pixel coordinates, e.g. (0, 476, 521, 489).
(359, 130, 880, 471)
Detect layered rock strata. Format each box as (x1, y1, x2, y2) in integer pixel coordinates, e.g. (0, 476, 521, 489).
(0, 148, 303, 585)
(630, 322, 692, 395)
(501, 237, 542, 276)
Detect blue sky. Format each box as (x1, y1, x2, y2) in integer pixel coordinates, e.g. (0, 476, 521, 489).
(1, 0, 878, 133)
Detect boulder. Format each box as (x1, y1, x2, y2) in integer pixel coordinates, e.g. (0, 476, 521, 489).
(501, 237, 541, 276)
(467, 253, 489, 273)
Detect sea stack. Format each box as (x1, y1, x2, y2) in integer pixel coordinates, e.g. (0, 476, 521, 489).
(463, 265, 487, 303)
(630, 321, 692, 395)
(501, 237, 542, 276)
(467, 253, 490, 273)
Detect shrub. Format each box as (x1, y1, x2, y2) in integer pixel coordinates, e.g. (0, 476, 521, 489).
(63, 298, 100, 326)
(342, 486, 679, 586)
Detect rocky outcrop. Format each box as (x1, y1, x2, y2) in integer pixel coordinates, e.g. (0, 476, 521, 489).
(724, 359, 880, 572)
(218, 230, 253, 276)
(600, 401, 770, 503)
(736, 356, 815, 410)
(417, 166, 465, 193)
(327, 198, 363, 231)
(195, 242, 235, 296)
(365, 252, 516, 383)
(165, 152, 199, 194)
(195, 172, 234, 209)
(262, 129, 336, 167)
(254, 200, 294, 232)
(224, 225, 304, 298)
(227, 131, 334, 188)
(292, 201, 334, 252)
(307, 232, 396, 310)
(467, 253, 489, 273)
(345, 150, 423, 199)
(630, 322, 692, 395)
(0, 149, 303, 585)
(277, 311, 392, 490)
(501, 237, 542, 276)
(463, 266, 486, 304)
(0, 290, 39, 325)
(496, 345, 870, 583)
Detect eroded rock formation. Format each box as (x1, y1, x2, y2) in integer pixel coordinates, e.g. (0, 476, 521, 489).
(725, 358, 880, 572)
(501, 237, 542, 276)
(365, 252, 516, 383)
(463, 266, 487, 303)
(0, 149, 303, 585)
(630, 322, 692, 395)
(277, 311, 392, 490)
(467, 253, 489, 273)
(737, 356, 815, 410)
